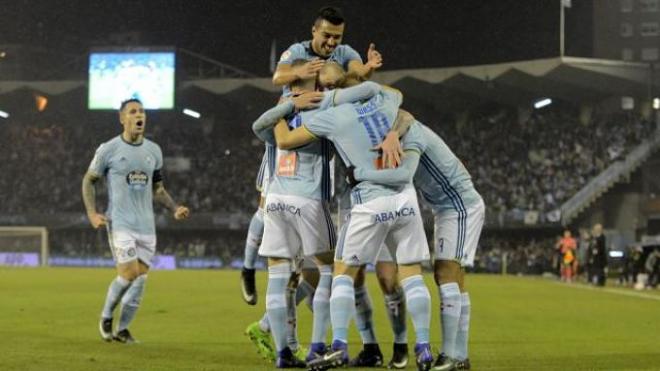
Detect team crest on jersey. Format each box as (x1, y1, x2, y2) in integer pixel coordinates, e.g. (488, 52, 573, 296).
(146, 155, 153, 165)
(438, 238, 444, 252)
(126, 170, 149, 190)
(279, 50, 292, 62)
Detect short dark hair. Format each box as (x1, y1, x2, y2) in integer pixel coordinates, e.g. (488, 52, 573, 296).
(119, 98, 143, 112)
(316, 6, 344, 26)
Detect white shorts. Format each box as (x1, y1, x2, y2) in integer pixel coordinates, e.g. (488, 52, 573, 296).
(337, 186, 429, 266)
(259, 193, 335, 260)
(433, 198, 485, 267)
(106, 224, 156, 266)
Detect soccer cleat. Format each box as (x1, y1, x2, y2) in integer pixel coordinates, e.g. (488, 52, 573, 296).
(113, 329, 138, 344)
(415, 343, 433, 371)
(348, 343, 383, 367)
(245, 322, 276, 361)
(387, 343, 409, 369)
(276, 347, 307, 368)
(99, 317, 113, 342)
(241, 267, 257, 305)
(432, 352, 456, 371)
(293, 346, 309, 362)
(306, 340, 349, 371)
(305, 343, 328, 362)
(455, 358, 471, 370)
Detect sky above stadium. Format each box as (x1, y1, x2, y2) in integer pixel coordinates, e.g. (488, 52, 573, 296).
(1, 0, 592, 76)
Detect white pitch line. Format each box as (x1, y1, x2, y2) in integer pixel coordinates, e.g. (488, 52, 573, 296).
(556, 282, 660, 301)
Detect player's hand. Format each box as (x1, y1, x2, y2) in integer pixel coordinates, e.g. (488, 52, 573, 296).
(296, 58, 325, 80)
(366, 43, 383, 70)
(345, 166, 360, 187)
(372, 131, 403, 168)
(292, 91, 324, 110)
(173, 205, 190, 220)
(87, 213, 107, 229)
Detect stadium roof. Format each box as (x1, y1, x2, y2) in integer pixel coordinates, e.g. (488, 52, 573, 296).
(0, 57, 655, 111)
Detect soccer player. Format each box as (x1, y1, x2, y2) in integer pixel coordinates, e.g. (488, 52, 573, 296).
(82, 98, 190, 343)
(273, 5, 382, 92)
(252, 68, 386, 368)
(244, 4, 381, 306)
(351, 121, 485, 371)
(240, 144, 275, 306)
(270, 84, 435, 371)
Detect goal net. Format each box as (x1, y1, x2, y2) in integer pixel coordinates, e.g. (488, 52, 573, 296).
(0, 226, 49, 267)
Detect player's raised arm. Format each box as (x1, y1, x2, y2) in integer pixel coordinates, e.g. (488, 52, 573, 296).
(153, 180, 189, 220)
(347, 43, 383, 80)
(82, 171, 107, 229)
(351, 149, 421, 187)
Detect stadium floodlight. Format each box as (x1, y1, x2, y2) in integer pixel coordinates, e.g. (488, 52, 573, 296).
(0, 110, 9, 119)
(534, 98, 552, 109)
(654, 98, 660, 110)
(609, 250, 624, 258)
(182, 108, 201, 119)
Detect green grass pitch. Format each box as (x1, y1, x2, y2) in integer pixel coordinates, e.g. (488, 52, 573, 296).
(1, 268, 659, 370)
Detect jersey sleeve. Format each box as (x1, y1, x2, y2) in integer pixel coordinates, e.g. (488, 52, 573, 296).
(338, 44, 363, 69)
(303, 110, 336, 139)
(400, 123, 427, 154)
(278, 44, 306, 65)
(354, 150, 420, 186)
(333, 81, 381, 106)
(88, 143, 110, 176)
(253, 100, 296, 144)
(154, 144, 164, 171)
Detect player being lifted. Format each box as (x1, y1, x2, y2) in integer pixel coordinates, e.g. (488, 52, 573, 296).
(240, 5, 382, 304)
(267, 74, 435, 371)
(82, 98, 190, 343)
(252, 61, 389, 368)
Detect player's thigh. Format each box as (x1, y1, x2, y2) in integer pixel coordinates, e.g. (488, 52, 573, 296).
(108, 230, 138, 269)
(459, 199, 485, 268)
(386, 188, 430, 265)
(259, 194, 303, 259)
(341, 200, 390, 267)
(135, 233, 156, 269)
(298, 199, 335, 258)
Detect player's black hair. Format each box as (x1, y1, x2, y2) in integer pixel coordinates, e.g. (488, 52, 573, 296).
(119, 98, 143, 112)
(315, 6, 345, 26)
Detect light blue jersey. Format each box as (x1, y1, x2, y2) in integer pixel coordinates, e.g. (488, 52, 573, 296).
(253, 82, 384, 202)
(253, 93, 335, 201)
(355, 122, 483, 212)
(88, 136, 163, 235)
(278, 40, 362, 70)
(255, 143, 276, 193)
(278, 41, 362, 95)
(304, 88, 404, 205)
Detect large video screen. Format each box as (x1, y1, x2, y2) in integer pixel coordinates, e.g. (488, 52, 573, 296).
(88, 52, 175, 110)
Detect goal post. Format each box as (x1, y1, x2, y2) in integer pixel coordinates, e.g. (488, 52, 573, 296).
(0, 226, 49, 267)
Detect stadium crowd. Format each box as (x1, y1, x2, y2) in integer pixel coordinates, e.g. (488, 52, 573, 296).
(0, 90, 656, 270)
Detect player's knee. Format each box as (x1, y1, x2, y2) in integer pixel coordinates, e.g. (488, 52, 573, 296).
(397, 263, 422, 281)
(117, 262, 140, 281)
(375, 262, 398, 294)
(302, 268, 320, 288)
(434, 260, 461, 285)
(353, 265, 366, 287)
